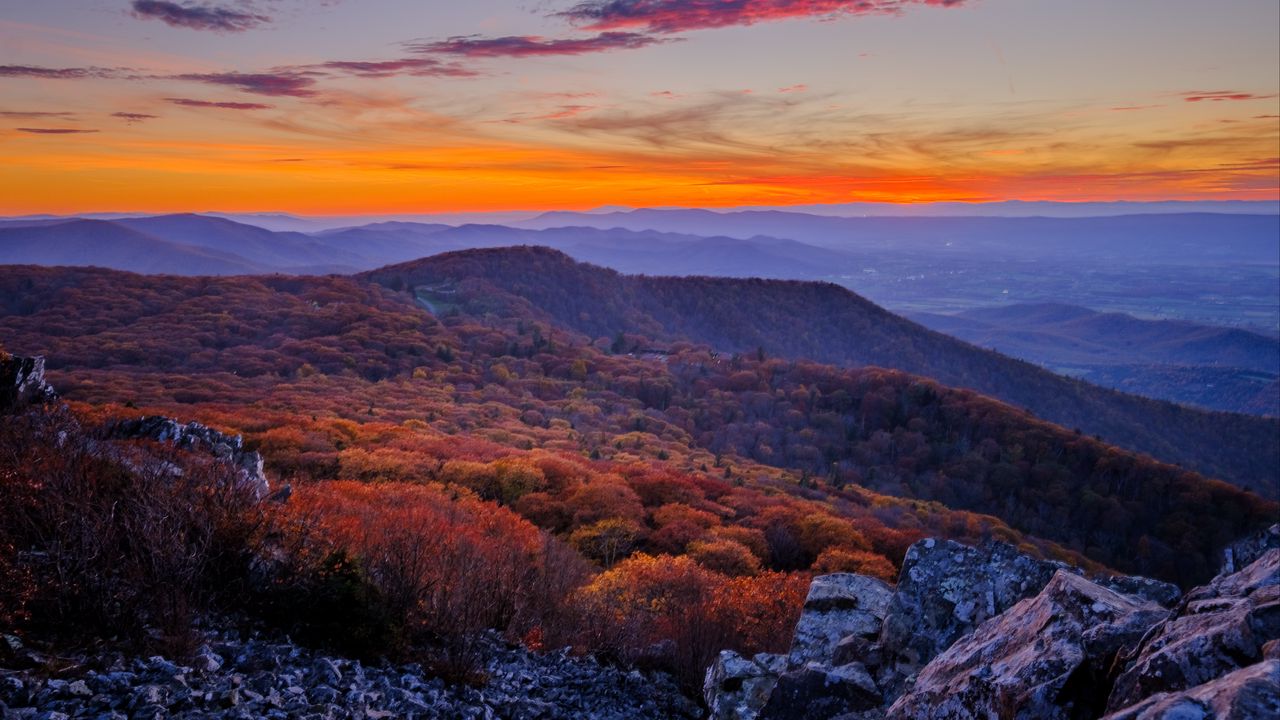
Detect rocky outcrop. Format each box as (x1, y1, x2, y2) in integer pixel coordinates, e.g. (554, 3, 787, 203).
(1101, 660, 1280, 719)
(111, 416, 270, 499)
(0, 354, 56, 413)
(0, 629, 700, 720)
(887, 571, 1168, 719)
(704, 651, 787, 720)
(789, 574, 893, 666)
(704, 574, 892, 720)
(878, 539, 1069, 686)
(1223, 524, 1280, 575)
(759, 661, 881, 720)
(706, 533, 1271, 720)
(1106, 548, 1280, 712)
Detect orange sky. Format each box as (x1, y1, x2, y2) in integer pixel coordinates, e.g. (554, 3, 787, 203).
(1, 0, 1277, 214)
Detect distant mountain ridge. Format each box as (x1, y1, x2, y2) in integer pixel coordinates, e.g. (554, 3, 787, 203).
(517, 211, 1280, 265)
(7, 199, 1275, 230)
(913, 303, 1279, 372)
(0, 219, 264, 275)
(362, 247, 1280, 499)
(911, 303, 1280, 416)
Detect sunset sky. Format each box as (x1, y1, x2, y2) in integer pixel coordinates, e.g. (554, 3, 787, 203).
(1, 0, 1277, 214)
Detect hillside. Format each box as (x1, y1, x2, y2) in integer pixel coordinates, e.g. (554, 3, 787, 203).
(911, 303, 1280, 415)
(2, 261, 1274, 591)
(114, 214, 366, 272)
(912, 303, 1279, 371)
(518, 211, 1280, 265)
(0, 219, 265, 275)
(362, 247, 1280, 498)
(0, 213, 859, 280)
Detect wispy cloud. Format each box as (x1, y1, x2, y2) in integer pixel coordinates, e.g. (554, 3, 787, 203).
(0, 110, 77, 119)
(172, 71, 316, 97)
(15, 127, 99, 134)
(558, 0, 967, 33)
(166, 97, 272, 110)
(316, 58, 476, 78)
(0, 64, 121, 79)
(1182, 90, 1278, 102)
(504, 104, 599, 123)
(112, 112, 159, 122)
(410, 32, 669, 58)
(130, 1, 270, 33)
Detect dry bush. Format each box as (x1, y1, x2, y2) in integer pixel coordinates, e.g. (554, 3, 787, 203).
(572, 553, 807, 690)
(0, 407, 263, 654)
(266, 481, 584, 679)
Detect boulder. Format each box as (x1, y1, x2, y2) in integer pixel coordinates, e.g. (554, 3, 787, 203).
(1101, 660, 1280, 719)
(1107, 549, 1280, 711)
(878, 539, 1067, 684)
(1096, 575, 1183, 609)
(110, 416, 270, 499)
(704, 651, 787, 720)
(790, 574, 893, 665)
(0, 354, 56, 413)
(1222, 525, 1280, 575)
(887, 570, 1168, 720)
(758, 662, 882, 720)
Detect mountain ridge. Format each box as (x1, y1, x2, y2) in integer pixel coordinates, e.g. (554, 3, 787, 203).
(361, 246, 1280, 498)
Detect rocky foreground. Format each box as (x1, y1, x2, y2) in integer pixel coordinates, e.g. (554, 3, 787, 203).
(2, 354, 1277, 718)
(0, 630, 699, 720)
(706, 526, 1280, 720)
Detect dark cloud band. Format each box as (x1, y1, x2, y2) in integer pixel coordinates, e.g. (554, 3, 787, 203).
(166, 97, 273, 110)
(411, 32, 668, 58)
(172, 72, 316, 97)
(559, 0, 967, 33)
(131, 1, 270, 33)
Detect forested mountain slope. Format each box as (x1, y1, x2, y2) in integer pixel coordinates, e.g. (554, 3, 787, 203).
(2, 262, 1275, 589)
(362, 247, 1280, 498)
(912, 303, 1279, 372)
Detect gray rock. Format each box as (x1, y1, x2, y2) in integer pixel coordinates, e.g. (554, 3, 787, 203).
(878, 538, 1067, 686)
(1107, 549, 1280, 712)
(790, 574, 893, 666)
(758, 662, 882, 720)
(833, 635, 882, 669)
(887, 570, 1168, 720)
(0, 354, 56, 413)
(66, 680, 90, 697)
(110, 416, 270, 499)
(193, 645, 225, 673)
(0, 628, 700, 720)
(704, 650, 786, 720)
(313, 657, 343, 687)
(1223, 525, 1280, 576)
(1102, 660, 1280, 719)
(1098, 574, 1183, 609)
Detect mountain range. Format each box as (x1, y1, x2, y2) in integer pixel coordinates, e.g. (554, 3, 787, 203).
(3, 211, 1278, 472)
(911, 304, 1280, 415)
(362, 247, 1279, 498)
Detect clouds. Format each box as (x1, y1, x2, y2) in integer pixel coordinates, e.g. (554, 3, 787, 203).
(0, 111, 77, 119)
(112, 112, 159, 122)
(130, 1, 270, 33)
(166, 97, 272, 110)
(558, 0, 967, 33)
(15, 128, 99, 134)
(173, 71, 316, 97)
(0, 65, 120, 79)
(1182, 90, 1278, 103)
(411, 32, 669, 58)
(316, 58, 475, 79)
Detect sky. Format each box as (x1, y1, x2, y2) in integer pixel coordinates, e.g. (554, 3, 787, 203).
(0, 0, 1277, 214)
